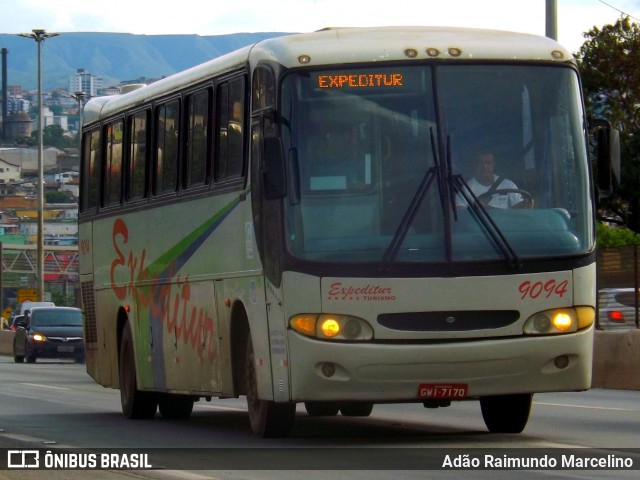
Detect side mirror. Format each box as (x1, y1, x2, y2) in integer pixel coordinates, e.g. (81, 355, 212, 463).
(263, 137, 287, 199)
(591, 118, 620, 199)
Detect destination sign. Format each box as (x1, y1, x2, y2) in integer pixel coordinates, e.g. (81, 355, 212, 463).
(317, 73, 404, 89)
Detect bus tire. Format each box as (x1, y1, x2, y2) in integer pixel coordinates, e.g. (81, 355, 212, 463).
(340, 402, 374, 417)
(480, 393, 532, 433)
(245, 337, 295, 437)
(159, 394, 194, 419)
(119, 323, 158, 419)
(304, 401, 340, 416)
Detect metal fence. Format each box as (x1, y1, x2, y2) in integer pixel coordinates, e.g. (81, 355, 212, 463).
(597, 245, 640, 328)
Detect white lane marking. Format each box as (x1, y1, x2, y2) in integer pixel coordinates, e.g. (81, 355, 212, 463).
(536, 402, 636, 412)
(20, 383, 69, 391)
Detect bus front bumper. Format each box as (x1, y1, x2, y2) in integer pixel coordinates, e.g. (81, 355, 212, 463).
(287, 327, 593, 402)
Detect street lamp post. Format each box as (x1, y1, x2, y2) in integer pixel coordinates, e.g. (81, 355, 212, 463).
(70, 91, 86, 145)
(18, 29, 59, 302)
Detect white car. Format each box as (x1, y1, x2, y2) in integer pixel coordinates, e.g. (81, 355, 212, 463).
(598, 288, 638, 330)
(20, 300, 55, 316)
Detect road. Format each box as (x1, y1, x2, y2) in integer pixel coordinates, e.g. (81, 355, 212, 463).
(0, 356, 638, 479)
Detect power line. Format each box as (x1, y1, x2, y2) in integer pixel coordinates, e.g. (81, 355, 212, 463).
(596, 0, 640, 23)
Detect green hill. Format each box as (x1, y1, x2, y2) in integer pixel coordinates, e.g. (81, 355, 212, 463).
(0, 32, 291, 91)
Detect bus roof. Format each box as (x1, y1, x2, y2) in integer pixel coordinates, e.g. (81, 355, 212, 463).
(250, 26, 573, 68)
(83, 26, 573, 125)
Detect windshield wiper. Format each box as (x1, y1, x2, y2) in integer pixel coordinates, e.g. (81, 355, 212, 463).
(380, 129, 521, 271)
(452, 174, 521, 269)
(380, 129, 440, 272)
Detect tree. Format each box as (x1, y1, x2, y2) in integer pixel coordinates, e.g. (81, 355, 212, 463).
(30, 124, 76, 149)
(576, 16, 640, 230)
(596, 223, 640, 247)
(45, 190, 76, 204)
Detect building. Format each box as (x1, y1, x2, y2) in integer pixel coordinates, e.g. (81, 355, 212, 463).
(68, 69, 102, 98)
(0, 147, 58, 175)
(0, 158, 21, 185)
(7, 95, 30, 114)
(2, 112, 32, 142)
(0, 196, 37, 210)
(42, 106, 69, 132)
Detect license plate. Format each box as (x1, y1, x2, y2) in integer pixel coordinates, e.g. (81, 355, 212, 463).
(57, 345, 75, 353)
(418, 383, 468, 399)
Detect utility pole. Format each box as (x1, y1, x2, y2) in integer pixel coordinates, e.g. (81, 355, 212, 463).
(1, 48, 7, 142)
(546, 0, 558, 40)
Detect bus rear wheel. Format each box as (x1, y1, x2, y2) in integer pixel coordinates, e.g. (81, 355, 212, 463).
(245, 337, 295, 437)
(119, 323, 158, 419)
(480, 393, 532, 433)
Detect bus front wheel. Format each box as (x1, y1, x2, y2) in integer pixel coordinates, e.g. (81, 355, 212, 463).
(245, 337, 295, 437)
(480, 393, 532, 433)
(119, 323, 158, 419)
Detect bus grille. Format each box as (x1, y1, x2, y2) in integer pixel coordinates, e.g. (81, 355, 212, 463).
(81, 281, 98, 343)
(377, 310, 520, 331)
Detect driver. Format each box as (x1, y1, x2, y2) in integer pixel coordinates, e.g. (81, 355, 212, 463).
(460, 151, 529, 209)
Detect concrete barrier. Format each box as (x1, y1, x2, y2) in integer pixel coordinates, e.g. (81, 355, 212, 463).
(592, 329, 640, 390)
(0, 330, 13, 356)
(1, 328, 638, 389)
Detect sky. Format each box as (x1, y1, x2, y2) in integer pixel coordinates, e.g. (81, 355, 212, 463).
(1, 0, 639, 53)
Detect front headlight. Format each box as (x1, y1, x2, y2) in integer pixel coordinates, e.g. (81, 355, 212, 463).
(523, 306, 594, 335)
(32, 333, 47, 342)
(290, 314, 374, 341)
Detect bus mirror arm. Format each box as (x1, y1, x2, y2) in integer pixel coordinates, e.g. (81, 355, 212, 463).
(263, 137, 287, 199)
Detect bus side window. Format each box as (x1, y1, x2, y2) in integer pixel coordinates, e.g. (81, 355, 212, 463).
(104, 120, 123, 206)
(185, 88, 210, 188)
(127, 110, 149, 200)
(81, 128, 101, 213)
(216, 77, 245, 182)
(155, 100, 180, 195)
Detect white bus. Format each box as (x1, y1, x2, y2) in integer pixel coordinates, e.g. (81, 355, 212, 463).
(79, 26, 613, 438)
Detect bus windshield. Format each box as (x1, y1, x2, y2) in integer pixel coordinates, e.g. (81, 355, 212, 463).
(280, 64, 592, 265)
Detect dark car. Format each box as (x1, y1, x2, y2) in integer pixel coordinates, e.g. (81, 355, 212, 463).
(13, 307, 85, 363)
